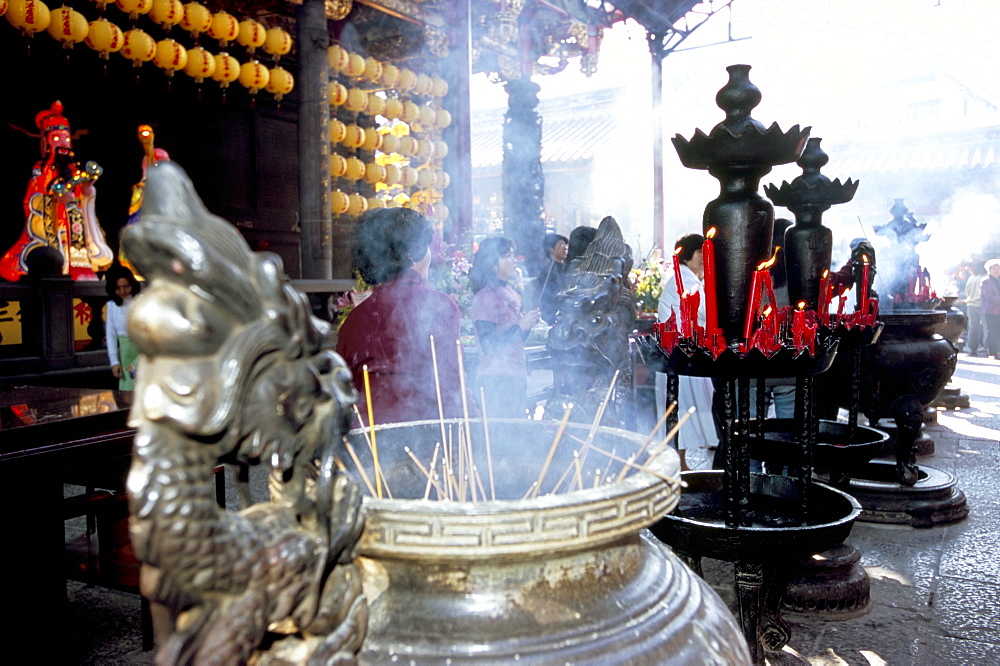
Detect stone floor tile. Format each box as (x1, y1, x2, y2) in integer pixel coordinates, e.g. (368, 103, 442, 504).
(929, 575, 1000, 643)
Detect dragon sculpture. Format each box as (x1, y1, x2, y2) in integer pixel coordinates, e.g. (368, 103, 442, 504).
(546, 215, 636, 427)
(122, 161, 367, 664)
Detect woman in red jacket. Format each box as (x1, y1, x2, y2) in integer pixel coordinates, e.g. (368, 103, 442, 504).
(336, 208, 469, 424)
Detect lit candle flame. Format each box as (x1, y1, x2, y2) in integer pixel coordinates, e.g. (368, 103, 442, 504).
(862, 254, 869, 265)
(822, 269, 829, 278)
(762, 305, 773, 317)
(797, 301, 806, 310)
(756, 246, 781, 271)
(707, 227, 717, 239)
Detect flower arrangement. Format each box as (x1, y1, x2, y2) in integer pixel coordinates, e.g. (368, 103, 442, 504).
(631, 251, 664, 315)
(334, 272, 371, 330)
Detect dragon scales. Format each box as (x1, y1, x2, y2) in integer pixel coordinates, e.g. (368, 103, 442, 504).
(122, 161, 367, 664)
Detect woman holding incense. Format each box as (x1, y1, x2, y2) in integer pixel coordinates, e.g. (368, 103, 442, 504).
(336, 208, 471, 424)
(470, 236, 541, 419)
(655, 233, 719, 470)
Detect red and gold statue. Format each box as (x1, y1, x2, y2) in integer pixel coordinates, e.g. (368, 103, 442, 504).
(0, 101, 114, 281)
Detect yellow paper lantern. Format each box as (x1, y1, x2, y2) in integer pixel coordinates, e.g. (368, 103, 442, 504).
(238, 60, 269, 94)
(380, 63, 399, 89)
(363, 162, 385, 184)
(400, 166, 418, 188)
(266, 66, 294, 100)
(361, 127, 382, 152)
(344, 52, 365, 78)
(183, 45, 215, 82)
(367, 196, 385, 210)
(366, 93, 385, 117)
(343, 157, 365, 181)
(181, 2, 211, 37)
(382, 163, 401, 185)
(329, 119, 346, 143)
(264, 26, 292, 57)
(211, 52, 240, 87)
(329, 81, 347, 106)
(154, 38, 187, 75)
(436, 170, 451, 189)
(430, 76, 449, 98)
(436, 108, 452, 129)
(396, 68, 416, 91)
(434, 202, 449, 222)
(47, 6, 88, 47)
(90, 0, 116, 9)
(400, 100, 420, 123)
(363, 56, 382, 83)
(327, 44, 347, 73)
(418, 105, 436, 129)
(85, 18, 123, 58)
(208, 10, 238, 46)
(340, 124, 364, 149)
(10, 0, 50, 34)
(397, 135, 417, 157)
(329, 153, 347, 178)
(1, 0, 7, 17)
(347, 193, 368, 217)
(413, 73, 433, 96)
(115, 0, 151, 20)
(149, 0, 183, 29)
(330, 190, 350, 215)
(433, 140, 449, 160)
(237, 18, 265, 51)
(382, 97, 402, 120)
(413, 139, 434, 161)
(416, 168, 435, 190)
(380, 133, 399, 154)
(121, 28, 155, 64)
(345, 88, 368, 113)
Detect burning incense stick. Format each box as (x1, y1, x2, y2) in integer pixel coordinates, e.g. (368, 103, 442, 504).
(645, 406, 696, 464)
(530, 403, 574, 499)
(428, 335, 451, 500)
(404, 446, 448, 499)
(362, 365, 383, 499)
(344, 440, 376, 497)
(456, 340, 477, 502)
(588, 444, 682, 486)
(423, 442, 441, 500)
(554, 371, 620, 494)
(480, 387, 496, 501)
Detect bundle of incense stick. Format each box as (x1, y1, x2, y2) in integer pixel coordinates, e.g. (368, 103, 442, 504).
(340, 338, 689, 501)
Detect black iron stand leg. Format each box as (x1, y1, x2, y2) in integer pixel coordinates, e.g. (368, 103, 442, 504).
(759, 563, 792, 656)
(737, 377, 752, 527)
(722, 379, 738, 526)
(734, 562, 765, 665)
(666, 371, 679, 448)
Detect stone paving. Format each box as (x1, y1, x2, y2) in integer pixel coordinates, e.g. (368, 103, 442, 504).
(65, 354, 999, 665)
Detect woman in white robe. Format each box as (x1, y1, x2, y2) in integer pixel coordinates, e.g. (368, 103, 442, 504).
(655, 233, 719, 470)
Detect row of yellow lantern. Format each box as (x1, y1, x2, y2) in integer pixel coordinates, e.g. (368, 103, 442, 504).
(327, 45, 448, 98)
(4, 0, 292, 56)
(331, 84, 452, 129)
(330, 190, 449, 221)
(331, 123, 448, 160)
(330, 155, 451, 189)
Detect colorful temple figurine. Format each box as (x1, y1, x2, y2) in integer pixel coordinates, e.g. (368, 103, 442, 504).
(0, 101, 114, 282)
(119, 124, 170, 274)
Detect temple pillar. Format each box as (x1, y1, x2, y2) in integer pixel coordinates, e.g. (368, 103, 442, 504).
(502, 78, 545, 276)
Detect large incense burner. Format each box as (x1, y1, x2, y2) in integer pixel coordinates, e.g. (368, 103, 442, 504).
(123, 162, 751, 663)
(346, 418, 750, 663)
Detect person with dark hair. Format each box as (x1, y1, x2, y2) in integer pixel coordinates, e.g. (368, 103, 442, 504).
(336, 208, 470, 424)
(104, 264, 142, 389)
(470, 236, 540, 419)
(566, 225, 598, 267)
(655, 232, 718, 470)
(538, 233, 568, 324)
(965, 261, 987, 356)
(980, 259, 1000, 359)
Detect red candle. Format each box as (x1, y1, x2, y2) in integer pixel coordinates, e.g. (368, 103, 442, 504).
(702, 228, 718, 333)
(793, 301, 807, 348)
(860, 255, 870, 307)
(836, 288, 848, 324)
(672, 247, 685, 298)
(817, 269, 830, 320)
(743, 269, 763, 341)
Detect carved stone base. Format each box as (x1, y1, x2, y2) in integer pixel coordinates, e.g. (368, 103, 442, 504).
(782, 543, 871, 620)
(848, 461, 969, 527)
